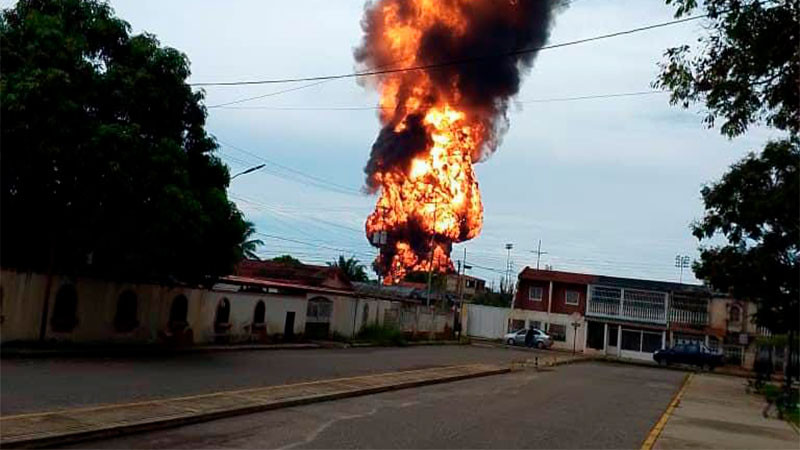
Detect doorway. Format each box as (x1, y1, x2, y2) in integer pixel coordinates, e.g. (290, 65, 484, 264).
(284, 311, 295, 340)
(607, 324, 619, 356)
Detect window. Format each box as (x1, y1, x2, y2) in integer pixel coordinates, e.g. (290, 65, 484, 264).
(621, 329, 642, 351)
(307, 298, 333, 320)
(728, 305, 742, 323)
(465, 279, 475, 288)
(608, 324, 619, 347)
(510, 319, 525, 331)
(168, 295, 188, 330)
(548, 324, 567, 342)
(215, 298, 231, 336)
(528, 320, 542, 330)
(529, 286, 543, 301)
(114, 290, 139, 332)
(215, 298, 231, 325)
(565, 290, 580, 306)
(642, 332, 663, 353)
(253, 301, 266, 325)
(51, 284, 78, 332)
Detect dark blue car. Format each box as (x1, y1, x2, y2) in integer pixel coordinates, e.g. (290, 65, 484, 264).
(653, 343, 724, 369)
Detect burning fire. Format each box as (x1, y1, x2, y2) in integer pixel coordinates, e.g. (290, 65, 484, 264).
(357, 0, 562, 284)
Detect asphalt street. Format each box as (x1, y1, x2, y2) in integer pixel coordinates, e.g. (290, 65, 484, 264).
(68, 362, 685, 449)
(2, 345, 545, 414)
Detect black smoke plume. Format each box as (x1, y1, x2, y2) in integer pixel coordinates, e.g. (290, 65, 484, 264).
(356, 0, 567, 185)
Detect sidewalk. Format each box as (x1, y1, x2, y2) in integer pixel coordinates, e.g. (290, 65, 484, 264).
(0, 363, 508, 448)
(653, 373, 798, 449)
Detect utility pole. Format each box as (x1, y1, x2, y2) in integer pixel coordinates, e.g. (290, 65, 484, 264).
(675, 254, 690, 284)
(505, 243, 514, 331)
(530, 239, 548, 270)
(426, 200, 439, 307)
(458, 247, 469, 304)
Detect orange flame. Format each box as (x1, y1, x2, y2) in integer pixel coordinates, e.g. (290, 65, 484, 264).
(362, 1, 487, 284)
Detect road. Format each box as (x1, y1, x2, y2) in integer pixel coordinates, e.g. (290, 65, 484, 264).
(2, 345, 549, 414)
(67, 362, 685, 449)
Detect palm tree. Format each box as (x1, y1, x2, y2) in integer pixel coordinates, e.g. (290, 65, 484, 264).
(240, 221, 264, 260)
(329, 255, 368, 282)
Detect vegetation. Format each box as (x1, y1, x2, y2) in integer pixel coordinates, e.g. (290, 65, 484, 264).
(356, 324, 406, 346)
(240, 221, 264, 260)
(328, 255, 369, 282)
(757, 382, 799, 426)
(470, 290, 512, 308)
(270, 255, 303, 266)
(0, 0, 248, 283)
(656, 1, 798, 348)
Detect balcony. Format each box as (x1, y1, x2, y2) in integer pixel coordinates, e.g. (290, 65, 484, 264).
(669, 295, 710, 327)
(587, 286, 667, 325)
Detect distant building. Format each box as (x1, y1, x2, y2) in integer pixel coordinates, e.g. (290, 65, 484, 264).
(469, 266, 772, 366)
(444, 273, 486, 301)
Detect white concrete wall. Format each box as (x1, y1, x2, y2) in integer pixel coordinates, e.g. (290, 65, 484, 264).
(465, 304, 509, 339)
(0, 269, 307, 345)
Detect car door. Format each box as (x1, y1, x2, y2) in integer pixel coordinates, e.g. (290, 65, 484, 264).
(685, 344, 701, 366)
(515, 330, 527, 345)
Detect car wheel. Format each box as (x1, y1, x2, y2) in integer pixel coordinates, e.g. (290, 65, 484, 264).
(507, 338, 515, 346)
(537, 341, 545, 349)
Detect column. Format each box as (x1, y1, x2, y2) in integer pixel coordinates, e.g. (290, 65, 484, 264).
(602, 323, 608, 354)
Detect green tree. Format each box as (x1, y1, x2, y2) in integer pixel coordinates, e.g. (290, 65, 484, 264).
(692, 139, 798, 334)
(0, 0, 248, 283)
(240, 221, 264, 260)
(329, 255, 369, 282)
(655, 0, 799, 378)
(655, 0, 798, 137)
(271, 255, 303, 266)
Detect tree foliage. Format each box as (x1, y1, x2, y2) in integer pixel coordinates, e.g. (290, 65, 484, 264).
(0, 0, 248, 283)
(656, 1, 799, 333)
(329, 255, 369, 282)
(240, 221, 264, 260)
(692, 139, 799, 333)
(271, 255, 303, 266)
(655, 0, 798, 137)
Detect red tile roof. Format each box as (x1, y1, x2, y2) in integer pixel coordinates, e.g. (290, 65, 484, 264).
(518, 267, 597, 285)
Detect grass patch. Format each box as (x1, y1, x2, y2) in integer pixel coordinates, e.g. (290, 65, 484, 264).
(356, 324, 406, 346)
(757, 382, 800, 426)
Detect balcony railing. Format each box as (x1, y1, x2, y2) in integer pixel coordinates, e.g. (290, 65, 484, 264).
(669, 308, 709, 326)
(587, 286, 667, 325)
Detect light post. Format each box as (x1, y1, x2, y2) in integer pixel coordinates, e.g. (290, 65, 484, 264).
(230, 163, 266, 180)
(675, 254, 690, 283)
(505, 243, 515, 332)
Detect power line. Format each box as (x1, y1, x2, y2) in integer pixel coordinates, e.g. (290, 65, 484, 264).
(212, 90, 665, 111)
(191, 14, 707, 87)
(216, 137, 364, 197)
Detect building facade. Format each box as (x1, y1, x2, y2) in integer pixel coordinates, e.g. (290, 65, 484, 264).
(0, 262, 456, 347)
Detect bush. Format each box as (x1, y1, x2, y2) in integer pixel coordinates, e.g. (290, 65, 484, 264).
(357, 324, 406, 346)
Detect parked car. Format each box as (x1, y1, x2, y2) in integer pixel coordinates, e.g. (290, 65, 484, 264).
(653, 343, 724, 369)
(503, 328, 553, 349)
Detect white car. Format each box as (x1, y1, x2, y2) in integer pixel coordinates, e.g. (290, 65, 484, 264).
(503, 328, 553, 349)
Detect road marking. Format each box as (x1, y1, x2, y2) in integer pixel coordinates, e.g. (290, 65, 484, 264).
(641, 372, 693, 450)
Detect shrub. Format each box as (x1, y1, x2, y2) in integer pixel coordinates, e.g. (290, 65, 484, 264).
(357, 324, 406, 346)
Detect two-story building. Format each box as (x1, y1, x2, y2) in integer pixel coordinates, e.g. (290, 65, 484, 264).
(514, 268, 715, 360)
(512, 268, 594, 351)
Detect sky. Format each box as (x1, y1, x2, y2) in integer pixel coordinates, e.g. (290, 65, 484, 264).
(26, 0, 780, 285)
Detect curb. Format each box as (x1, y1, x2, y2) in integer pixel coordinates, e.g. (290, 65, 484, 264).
(0, 364, 510, 448)
(0, 343, 322, 359)
(640, 372, 694, 450)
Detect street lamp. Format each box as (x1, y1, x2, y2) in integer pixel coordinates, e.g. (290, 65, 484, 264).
(230, 164, 266, 180)
(675, 254, 691, 284)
